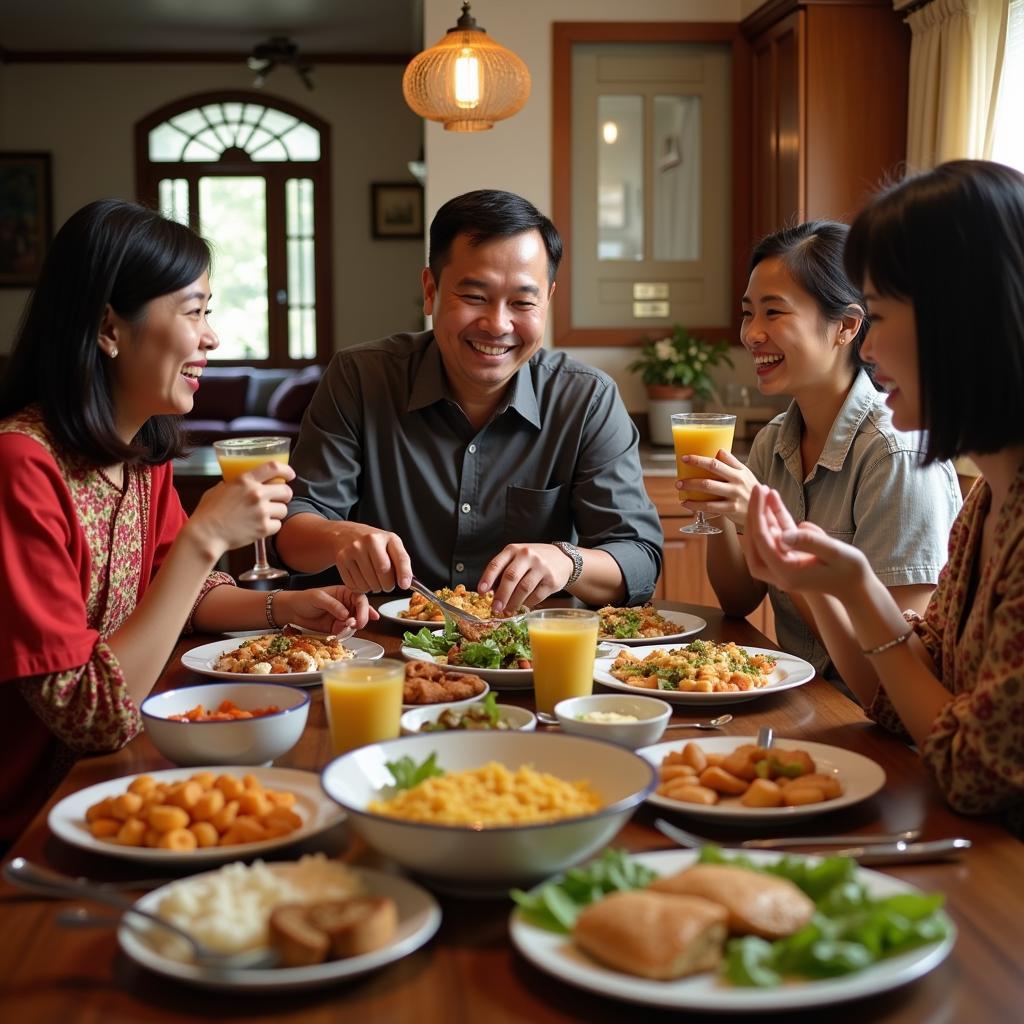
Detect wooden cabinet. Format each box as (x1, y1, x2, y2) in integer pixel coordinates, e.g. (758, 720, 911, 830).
(644, 475, 775, 640)
(744, 0, 910, 236)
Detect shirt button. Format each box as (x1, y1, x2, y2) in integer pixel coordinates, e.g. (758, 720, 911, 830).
(461, 503, 471, 513)
(455, 562, 465, 572)
(468, 444, 477, 454)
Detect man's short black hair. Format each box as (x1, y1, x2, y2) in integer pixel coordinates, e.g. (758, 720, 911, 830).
(428, 189, 563, 286)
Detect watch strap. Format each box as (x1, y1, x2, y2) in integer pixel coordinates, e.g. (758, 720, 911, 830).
(554, 541, 584, 588)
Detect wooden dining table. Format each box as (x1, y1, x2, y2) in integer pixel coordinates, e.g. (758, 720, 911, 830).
(1, 602, 1021, 1024)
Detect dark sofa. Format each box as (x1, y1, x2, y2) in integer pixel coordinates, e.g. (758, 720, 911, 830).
(183, 365, 323, 446)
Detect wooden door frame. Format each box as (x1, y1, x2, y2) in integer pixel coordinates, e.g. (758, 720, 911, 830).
(551, 22, 752, 348)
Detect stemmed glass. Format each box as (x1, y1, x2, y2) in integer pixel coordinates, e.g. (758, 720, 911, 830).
(212, 436, 291, 583)
(671, 412, 736, 536)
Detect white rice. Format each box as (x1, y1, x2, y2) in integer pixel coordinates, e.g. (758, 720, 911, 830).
(151, 854, 362, 960)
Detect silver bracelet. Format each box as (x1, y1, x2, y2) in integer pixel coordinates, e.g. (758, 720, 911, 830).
(862, 626, 914, 656)
(266, 589, 283, 629)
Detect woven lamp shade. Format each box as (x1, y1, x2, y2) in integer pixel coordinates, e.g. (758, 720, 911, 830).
(402, 3, 530, 132)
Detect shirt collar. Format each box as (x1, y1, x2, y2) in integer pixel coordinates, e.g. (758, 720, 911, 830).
(406, 334, 542, 429)
(773, 369, 879, 472)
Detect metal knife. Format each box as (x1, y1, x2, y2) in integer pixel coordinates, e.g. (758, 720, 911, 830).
(833, 838, 971, 865)
(742, 829, 921, 849)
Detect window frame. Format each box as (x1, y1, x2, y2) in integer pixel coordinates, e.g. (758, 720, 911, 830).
(134, 90, 333, 368)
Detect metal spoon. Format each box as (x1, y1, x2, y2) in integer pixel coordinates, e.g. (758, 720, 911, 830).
(3, 858, 279, 970)
(535, 711, 733, 729)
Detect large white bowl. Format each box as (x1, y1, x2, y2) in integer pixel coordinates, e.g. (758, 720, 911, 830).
(554, 693, 672, 749)
(141, 682, 309, 767)
(400, 702, 536, 735)
(320, 731, 655, 893)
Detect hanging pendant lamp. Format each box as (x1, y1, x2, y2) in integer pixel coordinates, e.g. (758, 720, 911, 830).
(402, 2, 531, 132)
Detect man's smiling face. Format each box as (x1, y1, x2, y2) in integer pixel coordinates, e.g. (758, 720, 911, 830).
(422, 229, 555, 414)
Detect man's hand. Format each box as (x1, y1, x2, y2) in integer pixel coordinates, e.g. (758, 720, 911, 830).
(478, 543, 575, 614)
(334, 524, 413, 593)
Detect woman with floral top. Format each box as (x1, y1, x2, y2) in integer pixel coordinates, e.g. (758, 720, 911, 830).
(744, 160, 1024, 827)
(0, 199, 374, 844)
(682, 220, 960, 685)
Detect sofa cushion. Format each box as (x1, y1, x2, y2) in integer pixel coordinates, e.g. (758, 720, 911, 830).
(189, 370, 249, 421)
(267, 365, 322, 423)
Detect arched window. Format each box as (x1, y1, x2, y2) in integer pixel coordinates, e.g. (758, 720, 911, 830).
(135, 92, 332, 366)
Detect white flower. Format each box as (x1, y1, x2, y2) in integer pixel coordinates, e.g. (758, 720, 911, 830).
(688, 345, 698, 357)
(654, 339, 675, 361)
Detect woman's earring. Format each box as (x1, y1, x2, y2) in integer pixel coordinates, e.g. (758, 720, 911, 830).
(109, 346, 118, 358)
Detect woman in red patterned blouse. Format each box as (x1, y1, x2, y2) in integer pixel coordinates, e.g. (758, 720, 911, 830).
(0, 200, 374, 843)
(743, 160, 1024, 830)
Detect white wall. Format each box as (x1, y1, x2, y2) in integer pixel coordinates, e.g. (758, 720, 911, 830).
(0, 61, 424, 355)
(422, 0, 765, 412)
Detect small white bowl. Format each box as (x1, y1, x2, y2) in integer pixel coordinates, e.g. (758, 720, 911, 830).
(554, 694, 672, 749)
(321, 731, 655, 892)
(400, 702, 536, 735)
(141, 681, 309, 767)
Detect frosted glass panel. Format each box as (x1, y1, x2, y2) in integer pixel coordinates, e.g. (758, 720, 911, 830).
(652, 95, 701, 261)
(199, 177, 268, 361)
(158, 179, 189, 225)
(597, 95, 643, 261)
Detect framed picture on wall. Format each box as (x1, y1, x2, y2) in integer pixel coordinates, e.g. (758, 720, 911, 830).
(370, 182, 424, 239)
(0, 152, 53, 287)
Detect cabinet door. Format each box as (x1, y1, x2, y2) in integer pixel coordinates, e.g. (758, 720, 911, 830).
(751, 11, 802, 239)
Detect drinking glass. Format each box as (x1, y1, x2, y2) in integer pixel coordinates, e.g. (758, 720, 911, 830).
(322, 659, 405, 756)
(671, 412, 737, 536)
(212, 435, 291, 583)
(526, 608, 600, 715)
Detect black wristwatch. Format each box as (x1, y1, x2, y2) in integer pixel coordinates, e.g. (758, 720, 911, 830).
(553, 540, 584, 588)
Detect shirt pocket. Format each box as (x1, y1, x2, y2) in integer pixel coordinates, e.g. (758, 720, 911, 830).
(504, 484, 570, 543)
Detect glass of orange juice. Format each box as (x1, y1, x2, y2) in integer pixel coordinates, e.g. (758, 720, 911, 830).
(213, 435, 291, 582)
(671, 412, 736, 535)
(321, 658, 405, 756)
(526, 608, 600, 715)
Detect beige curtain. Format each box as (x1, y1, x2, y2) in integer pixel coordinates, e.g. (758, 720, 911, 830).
(905, 0, 1010, 170)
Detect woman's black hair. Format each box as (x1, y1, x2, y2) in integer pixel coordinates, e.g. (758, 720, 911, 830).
(749, 220, 873, 381)
(0, 198, 211, 465)
(428, 189, 563, 286)
(844, 159, 1024, 463)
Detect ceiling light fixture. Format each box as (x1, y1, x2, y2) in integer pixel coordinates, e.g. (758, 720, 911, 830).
(402, 2, 530, 132)
(246, 36, 314, 90)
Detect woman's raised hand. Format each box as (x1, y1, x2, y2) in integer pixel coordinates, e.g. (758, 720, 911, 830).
(745, 485, 869, 599)
(274, 586, 379, 634)
(186, 461, 295, 560)
(676, 449, 759, 530)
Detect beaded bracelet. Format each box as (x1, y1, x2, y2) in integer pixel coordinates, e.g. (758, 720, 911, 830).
(265, 589, 283, 629)
(862, 626, 914, 656)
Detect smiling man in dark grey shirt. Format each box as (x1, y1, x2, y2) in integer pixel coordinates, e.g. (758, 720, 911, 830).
(276, 190, 663, 613)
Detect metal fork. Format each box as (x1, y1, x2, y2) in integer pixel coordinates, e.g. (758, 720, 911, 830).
(4, 858, 278, 970)
(408, 577, 489, 625)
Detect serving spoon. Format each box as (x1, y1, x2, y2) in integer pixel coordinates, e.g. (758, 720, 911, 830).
(3, 858, 279, 970)
(536, 711, 733, 730)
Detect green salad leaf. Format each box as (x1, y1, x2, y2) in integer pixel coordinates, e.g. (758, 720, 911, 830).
(384, 752, 444, 790)
(697, 848, 952, 987)
(402, 620, 460, 658)
(403, 619, 532, 670)
(510, 848, 659, 933)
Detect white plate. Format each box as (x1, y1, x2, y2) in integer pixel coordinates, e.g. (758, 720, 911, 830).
(378, 597, 433, 627)
(400, 629, 533, 691)
(402, 678, 490, 711)
(509, 848, 955, 1012)
(637, 736, 886, 822)
(598, 607, 707, 646)
(48, 766, 345, 864)
(594, 644, 815, 706)
(118, 864, 441, 991)
(182, 635, 385, 686)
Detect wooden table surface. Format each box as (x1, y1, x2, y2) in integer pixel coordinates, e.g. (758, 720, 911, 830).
(2, 604, 1021, 1023)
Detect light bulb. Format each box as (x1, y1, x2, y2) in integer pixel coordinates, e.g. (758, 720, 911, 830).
(454, 48, 481, 108)
(602, 121, 618, 144)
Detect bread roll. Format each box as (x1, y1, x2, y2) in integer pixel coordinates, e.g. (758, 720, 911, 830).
(308, 897, 398, 958)
(268, 904, 330, 967)
(572, 890, 728, 980)
(648, 864, 814, 939)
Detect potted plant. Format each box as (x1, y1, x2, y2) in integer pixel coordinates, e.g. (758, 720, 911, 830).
(628, 326, 734, 445)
